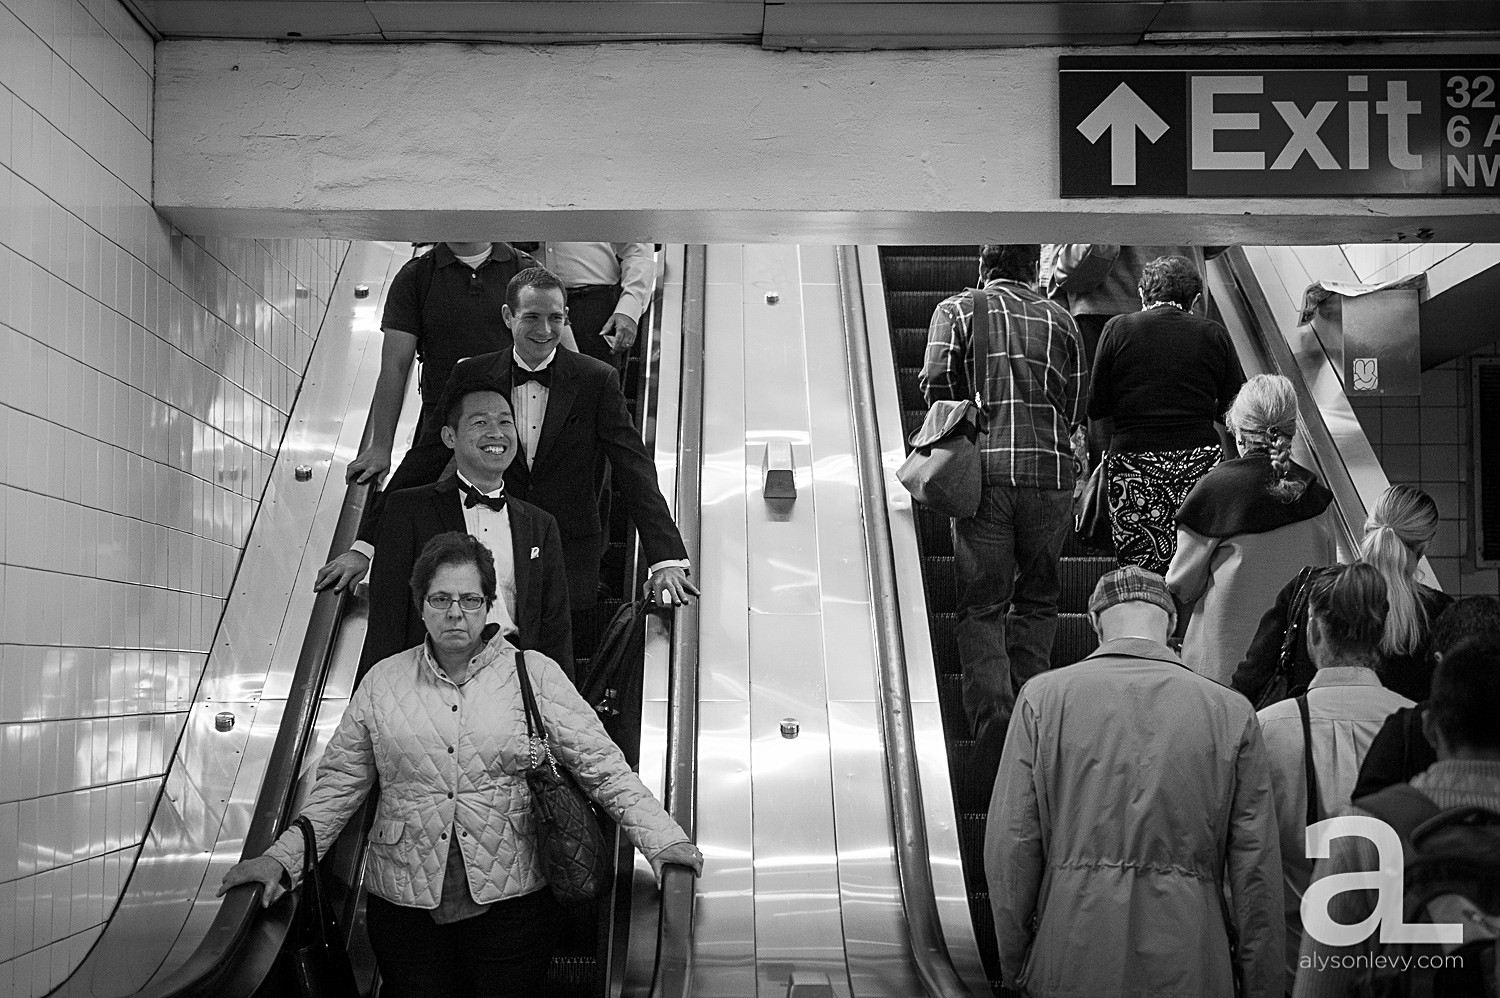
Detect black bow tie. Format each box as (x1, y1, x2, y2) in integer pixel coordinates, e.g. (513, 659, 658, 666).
(512, 366, 551, 389)
(461, 482, 507, 512)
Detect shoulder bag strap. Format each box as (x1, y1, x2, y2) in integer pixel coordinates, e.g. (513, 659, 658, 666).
(968, 288, 992, 410)
(1278, 567, 1314, 678)
(515, 651, 557, 772)
(1297, 694, 1323, 828)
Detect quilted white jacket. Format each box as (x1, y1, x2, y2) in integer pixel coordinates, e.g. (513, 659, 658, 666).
(264, 637, 688, 908)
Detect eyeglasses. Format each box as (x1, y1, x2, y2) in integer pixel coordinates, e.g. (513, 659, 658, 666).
(425, 593, 487, 612)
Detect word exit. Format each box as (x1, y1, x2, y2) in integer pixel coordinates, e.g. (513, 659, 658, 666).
(1058, 56, 1499, 198)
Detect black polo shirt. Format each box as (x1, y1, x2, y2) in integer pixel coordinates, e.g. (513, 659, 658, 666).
(381, 243, 537, 403)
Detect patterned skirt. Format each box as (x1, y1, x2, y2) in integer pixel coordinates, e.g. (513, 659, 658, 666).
(1107, 445, 1222, 576)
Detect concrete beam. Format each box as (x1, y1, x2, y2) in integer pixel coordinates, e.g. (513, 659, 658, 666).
(155, 40, 1500, 244)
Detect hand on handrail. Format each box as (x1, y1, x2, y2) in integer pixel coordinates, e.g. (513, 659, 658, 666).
(643, 567, 699, 608)
(217, 855, 293, 908)
(648, 842, 703, 885)
(314, 550, 371, 593)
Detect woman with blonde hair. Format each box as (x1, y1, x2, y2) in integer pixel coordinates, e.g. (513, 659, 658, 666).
(1235, 483, 1454, 705)
(1167, 374, 1339, 686)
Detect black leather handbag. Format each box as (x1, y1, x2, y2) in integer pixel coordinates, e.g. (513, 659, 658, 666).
(1073, 456, 1113, 552)
(285, 816, 359, 998)
(897, 288, 992, 520)
(1253, 566, 1315, 711)
(516, 651, 614, 906)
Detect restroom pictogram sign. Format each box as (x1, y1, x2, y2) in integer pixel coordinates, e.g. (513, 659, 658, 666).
(1059, 55, 1500, 197)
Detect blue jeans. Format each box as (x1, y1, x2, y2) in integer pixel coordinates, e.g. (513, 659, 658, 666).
(952, 485, 1073, 799)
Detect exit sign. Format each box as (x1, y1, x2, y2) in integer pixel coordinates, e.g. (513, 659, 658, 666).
(1059, 56, 1500, 197)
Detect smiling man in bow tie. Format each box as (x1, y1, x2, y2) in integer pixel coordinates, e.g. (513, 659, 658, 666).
(358, 378, 573, 682)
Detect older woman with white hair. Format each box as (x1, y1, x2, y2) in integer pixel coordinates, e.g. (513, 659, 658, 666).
(1167, 374, 1338, 686)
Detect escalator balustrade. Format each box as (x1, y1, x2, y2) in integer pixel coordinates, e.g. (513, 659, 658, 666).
(878, 246, 1115, 995)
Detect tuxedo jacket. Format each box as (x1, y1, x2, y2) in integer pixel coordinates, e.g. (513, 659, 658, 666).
(360, 476, 573, 681)
(448, 348, 688, 567)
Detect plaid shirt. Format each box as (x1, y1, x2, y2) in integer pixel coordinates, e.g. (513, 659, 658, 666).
(920, 279, 1087, 490)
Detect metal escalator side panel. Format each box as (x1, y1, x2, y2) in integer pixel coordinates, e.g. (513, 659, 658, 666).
(854, 246, 984, 990)
(48, 242, 407, 998)
(838, 247, 982, 997)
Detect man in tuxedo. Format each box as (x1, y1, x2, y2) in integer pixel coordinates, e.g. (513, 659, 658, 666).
(359, 378, 573, 681)
(326, 266, 697, 655)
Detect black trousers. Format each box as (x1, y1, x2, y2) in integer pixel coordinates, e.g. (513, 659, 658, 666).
(364, 889, 562, 998)
(565, 284, 625, 370)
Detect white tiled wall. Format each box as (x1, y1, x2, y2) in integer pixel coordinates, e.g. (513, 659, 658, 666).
(0, 0, 351, 990)
(1349, 344, 1500, 597)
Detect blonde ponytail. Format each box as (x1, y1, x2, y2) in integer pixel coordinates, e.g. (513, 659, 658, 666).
(1358, 485, 1440, 657)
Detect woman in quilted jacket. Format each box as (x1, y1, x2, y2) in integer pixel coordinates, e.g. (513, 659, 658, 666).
(219, 531, 702, 997)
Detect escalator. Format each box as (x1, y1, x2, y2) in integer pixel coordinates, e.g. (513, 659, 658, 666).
(49, 242, 700, 998)
(873, 243, 1395, 996)
(877, 246, 1113, 994)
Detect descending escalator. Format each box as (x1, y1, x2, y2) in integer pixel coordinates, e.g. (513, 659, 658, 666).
(877, 246, 1114, 995)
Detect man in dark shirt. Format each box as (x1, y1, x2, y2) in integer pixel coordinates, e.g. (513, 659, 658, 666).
(318, 241, 536, 592)
(920, 243, 1088, 797)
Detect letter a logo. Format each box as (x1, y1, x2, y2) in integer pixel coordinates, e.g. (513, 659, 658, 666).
(1302, 816, 1464, 946)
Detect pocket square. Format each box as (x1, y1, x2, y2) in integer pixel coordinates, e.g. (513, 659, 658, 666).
(530, 547, 540, 559)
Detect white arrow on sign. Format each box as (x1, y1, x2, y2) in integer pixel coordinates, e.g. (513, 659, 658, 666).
(1076, 82, 1170, 186)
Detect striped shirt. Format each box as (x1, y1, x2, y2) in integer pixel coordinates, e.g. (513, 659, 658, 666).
(920, 279, 1087, 490)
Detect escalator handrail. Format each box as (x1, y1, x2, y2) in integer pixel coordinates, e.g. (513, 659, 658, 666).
(131, 449, 380, 997)
(1210, 248, 1367, 555)
(835, 246, 974, 998)
(647, 244, 706, 998)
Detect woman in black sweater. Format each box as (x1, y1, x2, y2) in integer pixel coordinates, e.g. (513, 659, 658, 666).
(1088, 256, 1245, 574)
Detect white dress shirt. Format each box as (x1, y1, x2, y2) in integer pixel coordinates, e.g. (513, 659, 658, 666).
(1257, 666, 1413, 983)
(511, 349, 553, 469)
(542, 242, 655, 324)
(455, 472, 519, 642)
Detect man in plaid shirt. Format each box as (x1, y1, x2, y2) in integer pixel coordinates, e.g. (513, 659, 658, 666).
(920, 244, 1088, 794)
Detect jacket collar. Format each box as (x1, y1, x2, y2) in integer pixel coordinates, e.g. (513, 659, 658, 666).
(419, 628, 509, 687)
(1086, 636, 1184, 667)
(1309, 665, 1384, 690)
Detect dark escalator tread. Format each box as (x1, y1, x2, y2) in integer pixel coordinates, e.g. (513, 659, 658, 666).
(937, 673, 969, 737)
(949, 744, 1002, 816)
(881, 256, 979, 291)
(897, 368, 925, 404)
(928, 612, 959, 674)
(545, 955, 597, 998)
(901, 408, 927, 439)
(1059, 557, 1115, 613)
(916, 508, 952, 557)
(887, 290, 954, 329)
(967, 892, 1002, 974)
(879, 245, 981, 259)
(1051, 613, 1099, 667)
(921, 556, 957, 610)
(893, 327, 930, 368)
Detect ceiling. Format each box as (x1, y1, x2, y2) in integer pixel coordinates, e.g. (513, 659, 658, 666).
(125, 0, 1500, 49)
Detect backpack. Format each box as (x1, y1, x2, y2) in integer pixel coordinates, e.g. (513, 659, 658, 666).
(576, 599, 654, 766)
(1353, 783, 1500, 998)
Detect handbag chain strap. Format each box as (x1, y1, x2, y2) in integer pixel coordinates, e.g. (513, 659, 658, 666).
(1278, 567, 1315, 679)
(514, 650, 560, 775)
(968, 288, 992, 412)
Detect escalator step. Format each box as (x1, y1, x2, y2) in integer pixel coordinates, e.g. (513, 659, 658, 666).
(880, 255, 979, 291)
(937, 673, 968, 736)
(1051, 613, 1099, 667)
(928, 612, 959, 673)
(902, 408, 927, 439)
(897, 367, 925, 406)
(879, 245, 981, 259)
(887, 290, 952, 330)
(545, 955, 597, 998)
(949, 744, 1001, 814)
(968, 892, 1002, 975)
(916, 508, 952, 557)
(957, 810, 990, 868)
(892, 327, 930, 368)
(921, 556, 956, 610)
(1059, 556, 1115, 613)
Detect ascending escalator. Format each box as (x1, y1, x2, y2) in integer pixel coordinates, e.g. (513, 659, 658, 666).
(877, 245, 1113, 994)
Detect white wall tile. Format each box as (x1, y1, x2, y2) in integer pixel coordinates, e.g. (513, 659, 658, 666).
(2, 1, 351, 987)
